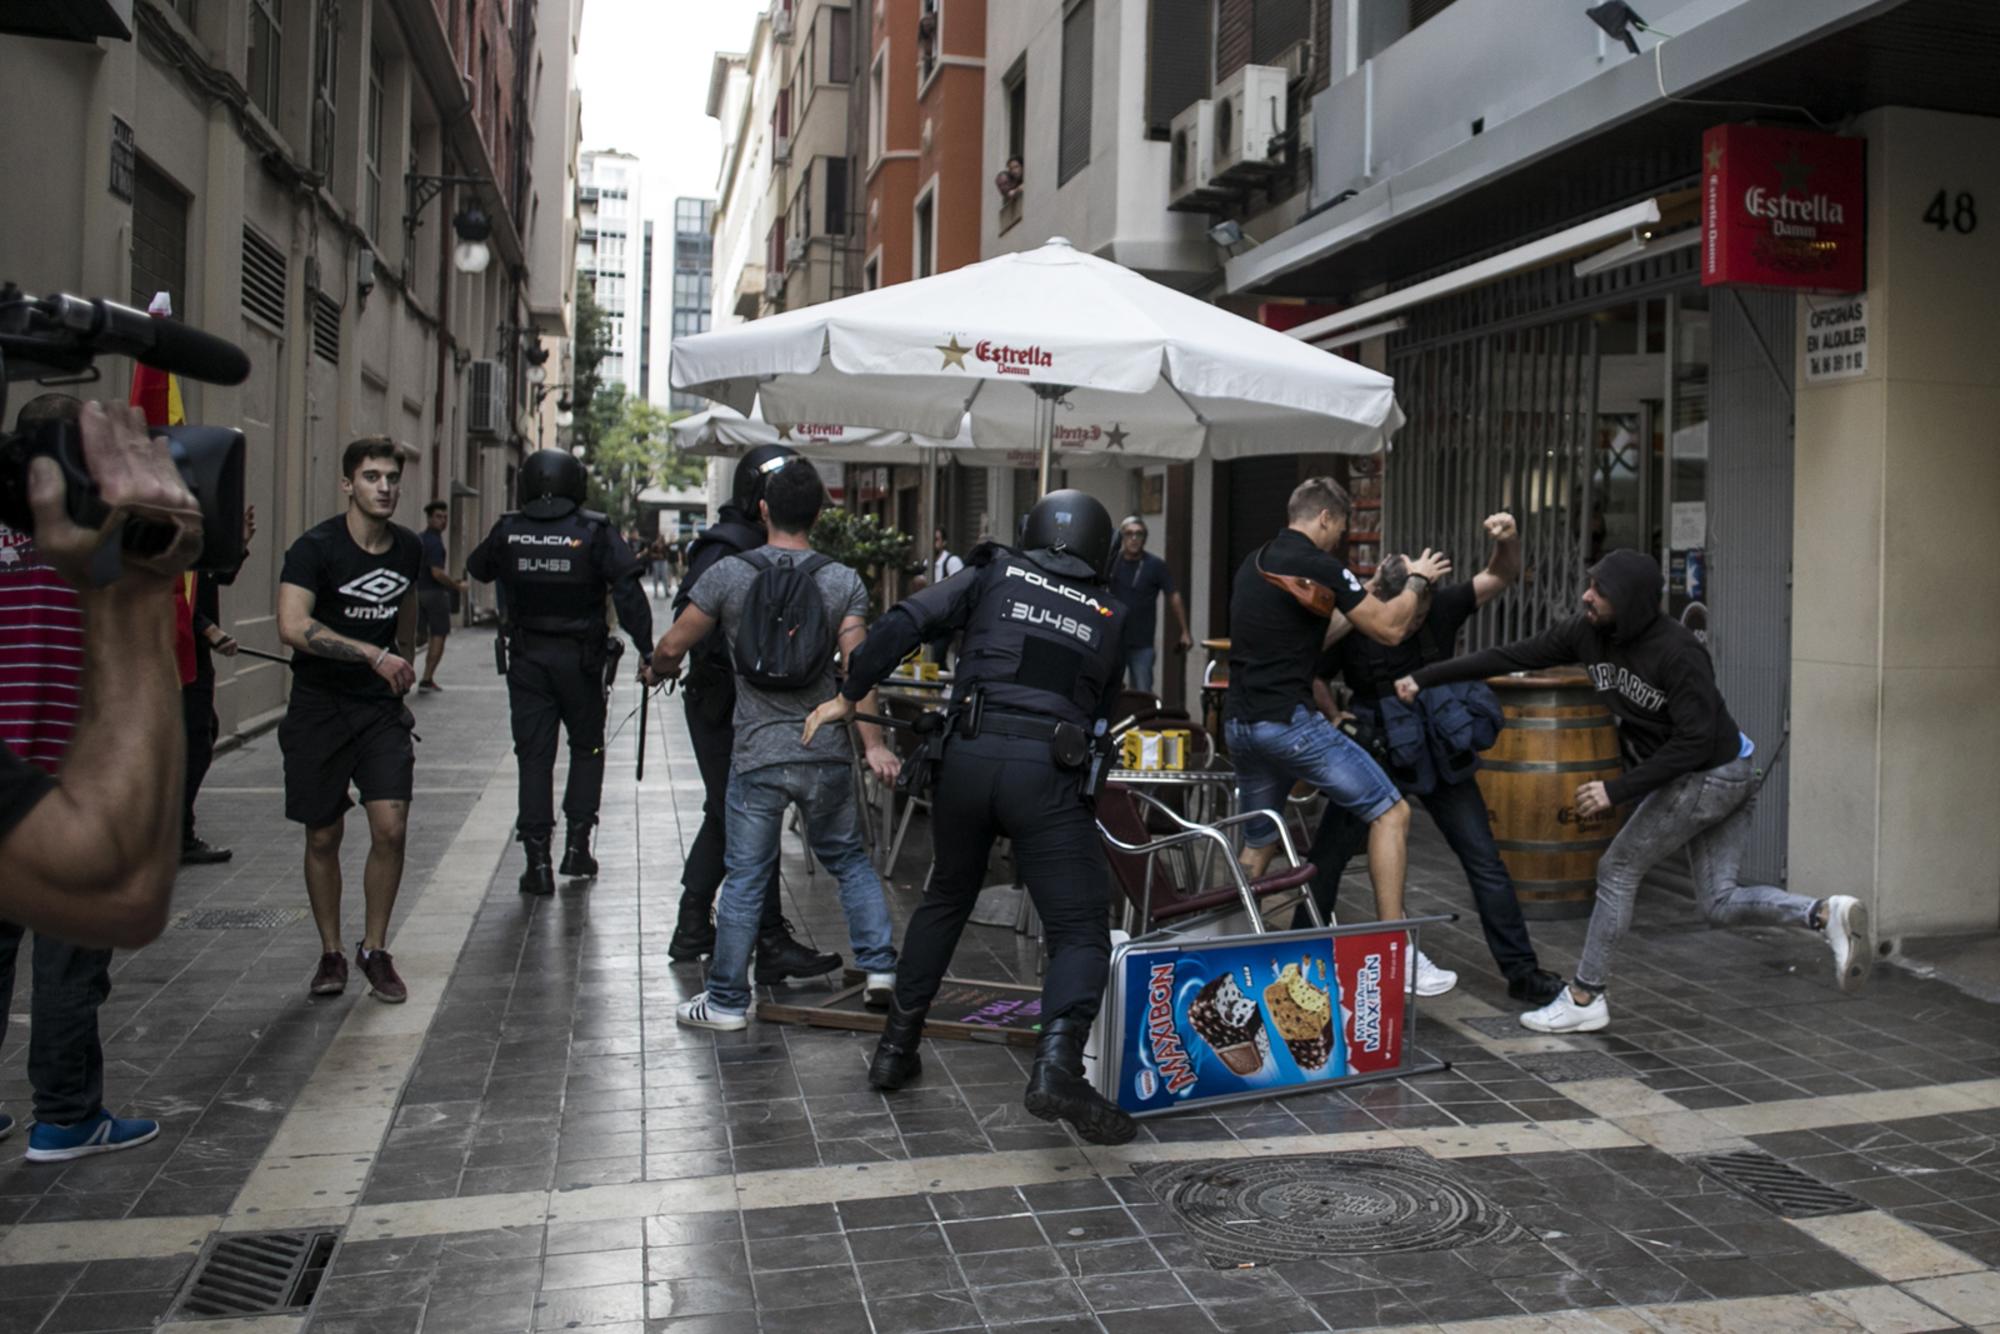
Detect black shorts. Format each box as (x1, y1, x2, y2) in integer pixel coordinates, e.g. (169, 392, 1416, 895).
(279, 688, 416, 827)
(418, 588, 453, 639)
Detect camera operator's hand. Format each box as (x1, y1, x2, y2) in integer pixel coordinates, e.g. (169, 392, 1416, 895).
(28, 402, 201, 589)
(372, 649, 417, 696)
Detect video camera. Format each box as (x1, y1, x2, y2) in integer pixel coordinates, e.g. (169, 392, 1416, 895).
(0, 284, 252, 575)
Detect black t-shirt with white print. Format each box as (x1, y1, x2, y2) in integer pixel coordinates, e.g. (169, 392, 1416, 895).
(280, 515, 422, 698)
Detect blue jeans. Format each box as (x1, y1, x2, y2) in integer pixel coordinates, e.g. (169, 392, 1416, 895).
(706, 762, 897, 1012)
(1307, 774, 1540, 979)
(1122, 645, 1157, 693)
(1226, 705, 1401, 848)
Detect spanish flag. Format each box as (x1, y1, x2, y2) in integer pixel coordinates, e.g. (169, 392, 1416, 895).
(129, 293, 198, 684)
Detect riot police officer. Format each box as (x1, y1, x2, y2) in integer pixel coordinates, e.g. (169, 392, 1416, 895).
(666, 444, 840, 981)
(467, 451, 652, 895)
(801, 490, 1136, 1145)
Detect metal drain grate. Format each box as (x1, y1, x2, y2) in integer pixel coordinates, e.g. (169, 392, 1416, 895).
(173, 907, 309, 931)
(172, 1228, 340, 1318)
(1137, 1150, 1524, 1266)
(1509, 1051, 1633, 1082)
(1693, 1152, 1866, 1218)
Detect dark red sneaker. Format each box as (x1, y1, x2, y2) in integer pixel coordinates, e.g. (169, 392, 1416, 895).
(309, 951, 349, 997)
(356, 947, 408, 1004)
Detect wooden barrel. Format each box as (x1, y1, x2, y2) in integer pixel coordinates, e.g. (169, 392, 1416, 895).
(1473, 673, 1625, 920)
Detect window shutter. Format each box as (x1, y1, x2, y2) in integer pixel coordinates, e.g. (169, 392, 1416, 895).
(824, 156, 848, 236)
(1058, 0, 1094, 185)
(1146, 0, 1212, 137)
(1250, 0, 1309, 64)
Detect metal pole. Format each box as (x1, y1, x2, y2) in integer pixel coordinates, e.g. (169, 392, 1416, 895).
(1036, 389, 1053, 496)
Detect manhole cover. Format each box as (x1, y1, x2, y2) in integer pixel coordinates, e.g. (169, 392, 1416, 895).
(171, 1228, 340, 1318)
(173, 908, 309, 931)
(1693, 1151, 1866, 1219)
(1136, 1150, 1525, 1266)
(1509, 1052, 1632, 1082)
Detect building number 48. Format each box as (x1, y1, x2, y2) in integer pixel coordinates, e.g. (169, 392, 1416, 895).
(1922, 190, 1978, 234)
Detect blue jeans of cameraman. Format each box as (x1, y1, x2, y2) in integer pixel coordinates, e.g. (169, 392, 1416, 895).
(1304, 771, 1542, 984)
(0, 926, 112, 1126)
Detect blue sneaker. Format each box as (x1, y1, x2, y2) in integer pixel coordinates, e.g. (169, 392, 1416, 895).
(0, 1111, 13, 1143)
(25, 1110, 160, 1163)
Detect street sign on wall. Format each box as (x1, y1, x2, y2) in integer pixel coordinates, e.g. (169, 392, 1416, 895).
(1702, 124, 1865, 293)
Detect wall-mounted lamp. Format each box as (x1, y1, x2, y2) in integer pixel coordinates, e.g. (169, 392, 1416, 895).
(452, 207, 493, 274)
(356, 244, 377, 305)
(404, 171, 494, 276)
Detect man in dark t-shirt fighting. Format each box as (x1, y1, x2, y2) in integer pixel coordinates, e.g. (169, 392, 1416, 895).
(1224, 476, 1457, 996)
(276, 437, 423, 1004)
(1309, 514, 1563, 1007)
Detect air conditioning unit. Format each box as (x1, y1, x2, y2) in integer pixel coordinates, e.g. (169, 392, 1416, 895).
(467, 358, 507, 438)
(1168, 98, 1228, 212)
(763, 270, 786, 301)
(1210, 64, 1290, 182)
(773, 135, 792, 165)
(770, 3, 794, 41)
(785, 233, 808, 264)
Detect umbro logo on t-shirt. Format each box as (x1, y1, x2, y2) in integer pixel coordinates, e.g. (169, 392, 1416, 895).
(337, 569, 412, 604)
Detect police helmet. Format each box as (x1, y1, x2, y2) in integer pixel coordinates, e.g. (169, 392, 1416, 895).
(1019, 489, 1116, 582)
(519, 449, 588, 520)
(732, 444, 801, 511)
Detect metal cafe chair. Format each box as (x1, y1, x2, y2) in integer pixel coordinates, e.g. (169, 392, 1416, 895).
(1095, 784, 1325, 941)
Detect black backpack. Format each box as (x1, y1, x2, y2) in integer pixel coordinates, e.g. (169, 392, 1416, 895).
(731, 550, 837, 690)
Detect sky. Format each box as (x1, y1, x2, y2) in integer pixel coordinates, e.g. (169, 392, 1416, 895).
(574, 0, 768, 219)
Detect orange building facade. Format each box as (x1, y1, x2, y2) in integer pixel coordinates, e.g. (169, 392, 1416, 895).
(863, 0, 986, 290)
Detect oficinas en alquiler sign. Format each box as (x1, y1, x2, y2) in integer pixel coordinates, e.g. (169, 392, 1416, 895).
(1702, 123, 1865, 294)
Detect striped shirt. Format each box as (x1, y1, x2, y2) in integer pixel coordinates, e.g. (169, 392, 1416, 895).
(0, 523, 84, 775)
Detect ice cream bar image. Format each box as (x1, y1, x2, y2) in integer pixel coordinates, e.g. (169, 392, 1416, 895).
(1187, 970, 1271, 1077)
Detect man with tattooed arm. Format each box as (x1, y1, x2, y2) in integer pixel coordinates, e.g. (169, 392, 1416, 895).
(276, 437, 423, 1003)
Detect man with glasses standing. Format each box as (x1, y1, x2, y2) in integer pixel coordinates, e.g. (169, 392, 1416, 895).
(1108, 517, 1190, 693)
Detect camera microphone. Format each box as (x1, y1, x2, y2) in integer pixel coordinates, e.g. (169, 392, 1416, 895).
(36, 293, 252, 386)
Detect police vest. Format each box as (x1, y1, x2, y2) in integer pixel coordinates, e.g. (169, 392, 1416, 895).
(494, 509, 606, 636)
(954, 556, 1125, 727)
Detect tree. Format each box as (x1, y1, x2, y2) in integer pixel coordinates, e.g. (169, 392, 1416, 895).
(810, 506, 920, 618)
(567, 278, 615, 463)
(585, 397, 708, 530)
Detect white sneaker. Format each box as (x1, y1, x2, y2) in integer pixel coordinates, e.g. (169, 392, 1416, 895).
(1520, 987, 1609, 1034)
(676, 992, 749, 1032)
(1821, 895, 1872, 993)
(864, 971, 895, 1009)
(1412, 951, 1458, 997)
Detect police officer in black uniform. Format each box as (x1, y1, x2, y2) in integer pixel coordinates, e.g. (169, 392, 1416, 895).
(664, 444, 839, 981)
(801, 490, 1136, 1145)
(467, 451, 652, 895)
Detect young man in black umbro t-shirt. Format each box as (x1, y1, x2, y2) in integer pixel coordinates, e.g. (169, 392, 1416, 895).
(276, 438, 423, 1003)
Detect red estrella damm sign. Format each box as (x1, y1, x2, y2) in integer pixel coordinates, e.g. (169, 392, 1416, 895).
(1702, 123, 1864, 293)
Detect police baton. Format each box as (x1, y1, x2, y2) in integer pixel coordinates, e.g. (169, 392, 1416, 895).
(637, 680, 650, 782)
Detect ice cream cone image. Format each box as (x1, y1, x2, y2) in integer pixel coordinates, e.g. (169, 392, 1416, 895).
(1264, 958, 1335, 1071)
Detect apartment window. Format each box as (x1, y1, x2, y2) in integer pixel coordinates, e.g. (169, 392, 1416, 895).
(1145, 0, 1212, 137)
(914, 190, 934, 279)
(868, 55, 885, 162)
(364, 46, 385, 238)
(794, 161, 815, 239)
(1059, 0, 1094, 185)
(774, 86, 791, 144)
(824, 156, 848, 235)
(247, 0, 281, 119)
(130, 159, 189, 315)
(312, 1, 339, 174)
(461, 0, 474, 75)
(828, 6, 852, 83)
(1004, 59, 1027, 164)
(478, 36, 491, 125)
(864, 256, 879, 290)
(1250, 0, 1309, 64)
(918, 0, 938, 82)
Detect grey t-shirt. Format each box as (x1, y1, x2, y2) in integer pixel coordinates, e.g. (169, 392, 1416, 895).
(689, 544, 869, 773)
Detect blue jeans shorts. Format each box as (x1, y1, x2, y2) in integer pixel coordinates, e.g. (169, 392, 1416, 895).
(1225, 705, 1401, 848)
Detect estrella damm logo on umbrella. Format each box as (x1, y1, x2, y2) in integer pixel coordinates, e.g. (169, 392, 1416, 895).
(935, 333, 1054, 376)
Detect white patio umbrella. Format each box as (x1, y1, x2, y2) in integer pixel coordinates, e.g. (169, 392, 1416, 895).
(671, 237, 1405, 493)
(671, 401, 1135, 471)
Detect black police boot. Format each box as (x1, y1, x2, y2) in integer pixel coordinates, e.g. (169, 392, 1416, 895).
(559, 822, 598, 879)
(756, 920, 841, 981)
(519, 836, 556, 897)
(668, 897, 716, 962)
(1024, 1015, 1137, 1146)
(868, 1000, 926, 1091)
(1508, 969, 1566, 1007)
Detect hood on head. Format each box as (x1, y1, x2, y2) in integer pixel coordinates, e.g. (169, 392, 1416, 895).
(1590, 548, 1664, 641)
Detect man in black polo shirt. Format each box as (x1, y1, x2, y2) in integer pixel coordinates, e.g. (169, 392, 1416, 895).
(1306, 514, 1564, 1006)
(1224, 476, 1457, 996)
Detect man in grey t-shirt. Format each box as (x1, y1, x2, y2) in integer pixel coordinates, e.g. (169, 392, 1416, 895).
(652, 461, 901, 1031)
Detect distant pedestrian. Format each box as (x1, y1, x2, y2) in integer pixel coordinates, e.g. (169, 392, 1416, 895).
(654, 457, 901, 1031)
(1398, 549, 1870, 1033)
(416, 500, 466, 692)
(1108, 516, 1191, 693)
(276, 437, 423, 1003)
(0, 392, 161, 1161)
(931, 528, 964, 584)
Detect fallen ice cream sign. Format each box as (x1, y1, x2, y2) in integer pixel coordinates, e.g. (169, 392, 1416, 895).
(1804, 297, 1868, 383)
(1141, 962, 1197, 1099)
(1350, 953, 1384, 1055)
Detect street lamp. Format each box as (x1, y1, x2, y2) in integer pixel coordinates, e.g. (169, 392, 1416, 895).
(453, 206, 493, 274)
(555, 396, 575, 429)
(403, 172, 495, 275)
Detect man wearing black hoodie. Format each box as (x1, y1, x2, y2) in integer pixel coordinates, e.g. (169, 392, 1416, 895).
(1396, 549, 1870, 1033)
(664, 445, 841, 980)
